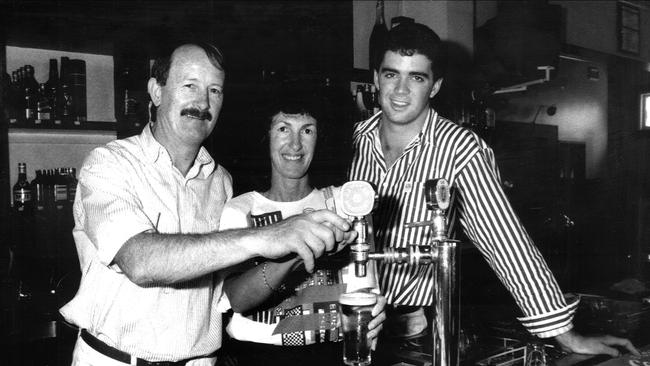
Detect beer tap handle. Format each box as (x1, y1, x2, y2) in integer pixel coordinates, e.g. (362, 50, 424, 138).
(341, 181, 376, 277)
(425, 179, 450, 211)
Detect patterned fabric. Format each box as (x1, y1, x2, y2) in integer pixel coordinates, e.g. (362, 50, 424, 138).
(282, 306, 306, 346)
(219, 188, 379, 345)
(348, 109, 578, 338)
(60, 123, 233, 361)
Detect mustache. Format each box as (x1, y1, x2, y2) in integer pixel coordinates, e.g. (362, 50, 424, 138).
(180, 107, 212, 121)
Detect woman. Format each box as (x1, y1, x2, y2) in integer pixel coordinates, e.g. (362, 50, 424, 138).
(219, 96, 385, 366)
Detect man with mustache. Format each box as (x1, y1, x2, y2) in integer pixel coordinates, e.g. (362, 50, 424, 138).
(348, 22, 638, 362)
(59, 42, 355, 365)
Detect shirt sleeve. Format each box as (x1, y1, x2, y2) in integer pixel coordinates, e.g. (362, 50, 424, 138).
(454, 143, 578, 338)
(218, 200, 250, 231)
(77, 146, 154, 267)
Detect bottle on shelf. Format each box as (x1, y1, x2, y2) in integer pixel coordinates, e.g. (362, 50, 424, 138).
(45, 58, 61, 126)
(60, 84, 74, 127)
(59, 57, 74, 127)
(66, 167, 78, 204)
(13, 163, 32, 213)
(370, 85, 380, 115)
(31, 169, 46, 213)
(44, 169, 55, 213)
(8, 71, 20, 125)
(24, 65, 39, 125)
(36, 83, 52, 126)
(368, 0, 388, 71)
(67, 59, 87, 126)
(53, 168, 68, 211)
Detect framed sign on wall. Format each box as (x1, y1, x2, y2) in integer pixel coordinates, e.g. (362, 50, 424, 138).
(618, 2, 641, 55)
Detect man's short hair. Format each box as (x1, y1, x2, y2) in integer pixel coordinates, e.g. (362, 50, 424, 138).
(151, 42, 225, 86)
(376, 22, 446, 80)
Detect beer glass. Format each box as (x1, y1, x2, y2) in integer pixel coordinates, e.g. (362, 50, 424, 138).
(339, 292, 377, 366)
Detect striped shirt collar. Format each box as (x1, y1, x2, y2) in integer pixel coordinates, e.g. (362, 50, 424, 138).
(141, 122, 216, 179)
(354, 108, 438, 149)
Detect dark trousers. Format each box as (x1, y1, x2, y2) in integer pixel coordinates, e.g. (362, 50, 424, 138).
(220, 338, 344, 366)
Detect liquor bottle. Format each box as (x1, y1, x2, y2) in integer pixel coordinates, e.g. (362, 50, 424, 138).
(59, 57, 73, 127)
(31, 169, 46, 212)
(66, 167, 78, 203)
(24, 65, 39, 125)
(53, 168, 68, 210)
(60, 84, 73, 127)
(44, 59, 61, 126)
(68, 59, 87, 126)
(36, 83, 52, 126)
(13, 163, 32, 213)
(8, 71, 20, 124)
(370, 85, 380, 114)
(368, 0, 388, 71)
(7, 71, 19, 124)
(44, 169, 55, 212)
(363, 84, 373, 116)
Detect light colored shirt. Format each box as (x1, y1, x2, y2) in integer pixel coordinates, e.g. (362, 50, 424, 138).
(219, 188, 378, 346)
(60, 123, 233, 361)
(348, 109, 578, 338)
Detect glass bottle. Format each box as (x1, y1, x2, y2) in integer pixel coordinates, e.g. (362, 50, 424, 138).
(44, 169, 55, 213)
(53, 168, 68, 210)
(13, 163, 32, 213)
(31, 169, 46, 212)
(60, 84, 73, 127)
(23, 65, 39, 124)
(36, 83, 52, 125)
(368, 0, 388, 71)
(59, 57, 74, 127)
(8, 71, 20, 124)
(45, 58, 60, 125)
(66, 167, 78, 204)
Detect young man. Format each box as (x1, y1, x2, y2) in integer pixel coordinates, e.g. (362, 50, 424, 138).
(60, 43, 355, 365)
(348, 22, 637, 358)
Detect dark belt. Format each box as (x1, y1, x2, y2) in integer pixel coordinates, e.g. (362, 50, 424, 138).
(80, 329, 198, 366)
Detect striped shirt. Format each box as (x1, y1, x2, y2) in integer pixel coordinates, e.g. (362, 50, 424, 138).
(348, 109, 578, 338)
(60, 123, 233, 361)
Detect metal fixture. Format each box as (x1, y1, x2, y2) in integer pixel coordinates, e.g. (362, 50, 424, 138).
(341, 179, 461, 366)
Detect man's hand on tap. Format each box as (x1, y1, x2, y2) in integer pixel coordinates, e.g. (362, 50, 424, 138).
(554, 329, 639, 358)
(253, 209, 357, 273)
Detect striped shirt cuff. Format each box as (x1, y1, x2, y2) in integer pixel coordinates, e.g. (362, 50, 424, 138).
(516, 296, 580, 338)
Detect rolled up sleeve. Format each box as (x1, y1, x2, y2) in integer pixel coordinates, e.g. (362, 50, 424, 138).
(455, 146, 575, 338)
(78, 147, 153, 266)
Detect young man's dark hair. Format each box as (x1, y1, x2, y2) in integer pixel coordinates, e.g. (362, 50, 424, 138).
(375, 22, 447, 81)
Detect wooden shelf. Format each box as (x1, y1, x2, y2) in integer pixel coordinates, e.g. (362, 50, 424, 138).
(7, 120, 116, 132)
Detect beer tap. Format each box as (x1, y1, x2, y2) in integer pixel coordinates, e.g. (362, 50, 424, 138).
(340, 178, 461, 366)
(340, 180, 376, 277)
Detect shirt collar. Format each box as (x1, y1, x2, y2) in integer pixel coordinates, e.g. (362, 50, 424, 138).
(356, 108, 437, 148)
(141, 122, 164, 163)
(140, 122, 216, 178)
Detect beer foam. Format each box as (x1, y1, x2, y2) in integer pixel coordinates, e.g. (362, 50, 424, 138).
(339, 292, 377, 306)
